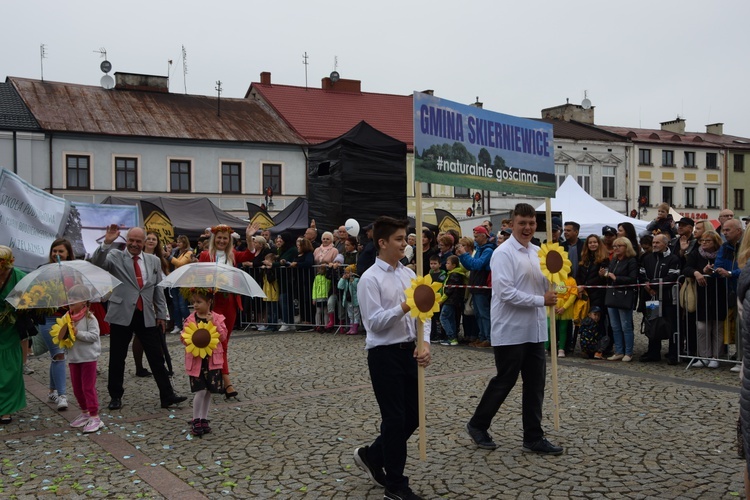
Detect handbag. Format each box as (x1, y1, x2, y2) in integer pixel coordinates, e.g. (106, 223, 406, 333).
(463, 295, 474, 316)
(604, 287, 634, 310)
(679, 278, 697, 313)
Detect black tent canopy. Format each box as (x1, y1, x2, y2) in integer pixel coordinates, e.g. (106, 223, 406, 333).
(307, 121, 407, 231)
(102, 196, 248, 242)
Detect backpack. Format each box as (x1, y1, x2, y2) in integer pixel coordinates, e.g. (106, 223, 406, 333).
(578, 318, 600, 355)
(572, 292, 590, 326)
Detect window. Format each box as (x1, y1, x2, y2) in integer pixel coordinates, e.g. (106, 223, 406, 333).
(66, 155, 90, 189)
(170, 160, 191, 193)
(602, 166, 615, 198)
(221, 162, 241, 194)
(662, 186, 673, 207)
(684, 187, 695, 208)
(684, 151, 696, 168)
(706, 152, 718, 169)
(454, 186, 470, 198)
(115, 157, 137, 191)
(577, 165, 590, 193)
(639, 185, 651, 207)
(735, 189, 745, 211)
(662, 150, 675, 167)
(262, 163, 281, 196)
(420, 182, 431, 197)
(555, 164, 567, 187)
(707, 188, 718, 209)
(638, 149, 652, 166)
(734, 154, 745, 172)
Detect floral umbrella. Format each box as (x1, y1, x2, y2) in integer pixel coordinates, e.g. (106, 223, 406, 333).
(5, 260, 122, 309)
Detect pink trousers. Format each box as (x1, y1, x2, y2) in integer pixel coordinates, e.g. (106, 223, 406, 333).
(69, 361, 99, 416)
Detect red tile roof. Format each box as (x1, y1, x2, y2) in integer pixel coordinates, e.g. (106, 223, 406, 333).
(9, 77, 305, 145)
(596, 125, 723, 149)
(249, 82, 413, 148)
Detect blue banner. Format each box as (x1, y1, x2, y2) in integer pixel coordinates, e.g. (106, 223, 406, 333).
(413, 92, 555, 197)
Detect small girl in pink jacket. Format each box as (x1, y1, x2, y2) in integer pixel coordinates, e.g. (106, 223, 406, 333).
(182, 292, 227, 437)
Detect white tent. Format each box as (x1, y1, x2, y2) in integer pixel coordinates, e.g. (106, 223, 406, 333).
(536, 176, 649, 238)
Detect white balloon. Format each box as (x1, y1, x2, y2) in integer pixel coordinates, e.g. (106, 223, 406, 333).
(345, 218, 360, 236)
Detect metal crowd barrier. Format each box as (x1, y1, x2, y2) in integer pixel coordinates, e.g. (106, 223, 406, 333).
(238, 263, 357, 334)
(675, 274, 741, 370)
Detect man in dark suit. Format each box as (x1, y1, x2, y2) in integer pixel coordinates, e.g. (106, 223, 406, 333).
(91, 225, 186, 410)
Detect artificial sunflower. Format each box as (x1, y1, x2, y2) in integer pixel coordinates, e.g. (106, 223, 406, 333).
(50, 314, 76, 349)
(182, 321, 220, 358)
(538, 242, 572, 283)
(404, 275, 443, 321)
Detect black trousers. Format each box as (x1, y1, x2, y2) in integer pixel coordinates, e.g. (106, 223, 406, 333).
(108, 309, 174, 401)
(646, 304, 678, 360)
(366, 344, 419, 492)
(469, 342, 546, 443)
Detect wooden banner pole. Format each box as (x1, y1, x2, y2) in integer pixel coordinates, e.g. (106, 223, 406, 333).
(415, 182, 427, 460)
(545, 198, 560, 431)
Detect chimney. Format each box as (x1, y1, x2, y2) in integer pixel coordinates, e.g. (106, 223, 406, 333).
(660, 117, 686, 135)
(541, 103, 594, 124)
(321, 76, 361, 93)
(421, 89, 434, 96)
(260, 71, 271, 85)
(706, 123, 723, 135)
(470, 97, 483, 109)
(114, 72, 168, 93)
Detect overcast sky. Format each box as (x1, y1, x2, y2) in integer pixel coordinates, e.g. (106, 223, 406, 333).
(3, 0, 749, 137)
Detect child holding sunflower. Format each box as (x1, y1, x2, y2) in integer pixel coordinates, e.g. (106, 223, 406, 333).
(181, 291, 227, 437)
(62, 285, 103, 434)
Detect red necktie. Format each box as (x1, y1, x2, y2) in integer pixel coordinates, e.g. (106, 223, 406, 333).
(133, 255, 144, 311)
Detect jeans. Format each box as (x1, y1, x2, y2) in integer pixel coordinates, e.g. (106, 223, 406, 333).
(265, 301, 279, 326)
(472, 293, 491, 342)
(607, 307, 634, 356)
(279, 292, 294, 325)
(171, 291, 190, 329)
(469, 342, 546, 443)
(440, 304, 458, 340)
(40, 316, 67, 395)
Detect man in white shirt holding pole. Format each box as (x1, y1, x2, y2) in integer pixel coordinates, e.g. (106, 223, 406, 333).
(465, 203, 563, 455)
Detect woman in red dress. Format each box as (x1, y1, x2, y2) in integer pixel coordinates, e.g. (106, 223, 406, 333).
(198, 224, 257, 399)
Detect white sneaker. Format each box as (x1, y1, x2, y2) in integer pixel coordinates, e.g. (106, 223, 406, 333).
(57, 395, 68, 411)
(557, 350, 565, 358)
(622, 355, 632, 362)
(170, 326, 181, 334)
(83, 416, 104, 433)
(708, 360, 720, 369)
(731, 365, 741, 373)
(47, 391, 59, 403)
(279, 324, 296, 332)
(23, 364, 34, 375)
(70, 413, 91, 428)
(257, 325, 268, 331)
(690, 359, 705, 368)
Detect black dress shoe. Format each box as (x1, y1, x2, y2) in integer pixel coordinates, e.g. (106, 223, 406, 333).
(135, 368, 152, 377)
(108, 398, 122, 410)
(160, 394, 187, 408)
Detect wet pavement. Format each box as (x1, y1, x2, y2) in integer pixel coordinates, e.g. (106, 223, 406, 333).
(2, 322, 745, 499)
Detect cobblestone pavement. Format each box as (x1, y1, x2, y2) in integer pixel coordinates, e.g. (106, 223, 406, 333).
(2, 322, 746, 499)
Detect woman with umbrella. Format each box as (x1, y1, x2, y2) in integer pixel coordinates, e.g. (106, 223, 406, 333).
(38, 238, 76, 411)
(198, 223, 257, 400)
(0, 245, 27, 424)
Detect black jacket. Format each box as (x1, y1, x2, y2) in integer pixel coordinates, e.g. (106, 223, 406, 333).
(639, 249, 681, 305)
(576, 254, 609, 308)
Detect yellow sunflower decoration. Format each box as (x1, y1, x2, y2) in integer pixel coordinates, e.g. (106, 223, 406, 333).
(50, 314, 77, 349)
(182, 321, 221, 358)
(404, 275, 443, 321)
(538, 242, 572, 283)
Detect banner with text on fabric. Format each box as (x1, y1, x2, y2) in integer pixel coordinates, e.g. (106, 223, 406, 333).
(0, 167, 71, 271)
(413, 92, 555, 197)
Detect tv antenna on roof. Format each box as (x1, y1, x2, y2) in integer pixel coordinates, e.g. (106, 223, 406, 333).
(302, 52, 309, 88)
(581, 90, 592, 110)
(330, 55, 339, 83)
(94, 47, 114, 90)
(40, 44, 47, 82)
(181, 45, 188, 94)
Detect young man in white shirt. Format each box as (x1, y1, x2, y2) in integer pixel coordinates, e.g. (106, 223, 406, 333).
(353, 216, 431, 500)
(465, 203, 563, 455)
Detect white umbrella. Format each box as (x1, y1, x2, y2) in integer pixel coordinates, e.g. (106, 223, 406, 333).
(5, 260, 122, 309)
(158, 262, 266, 298)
